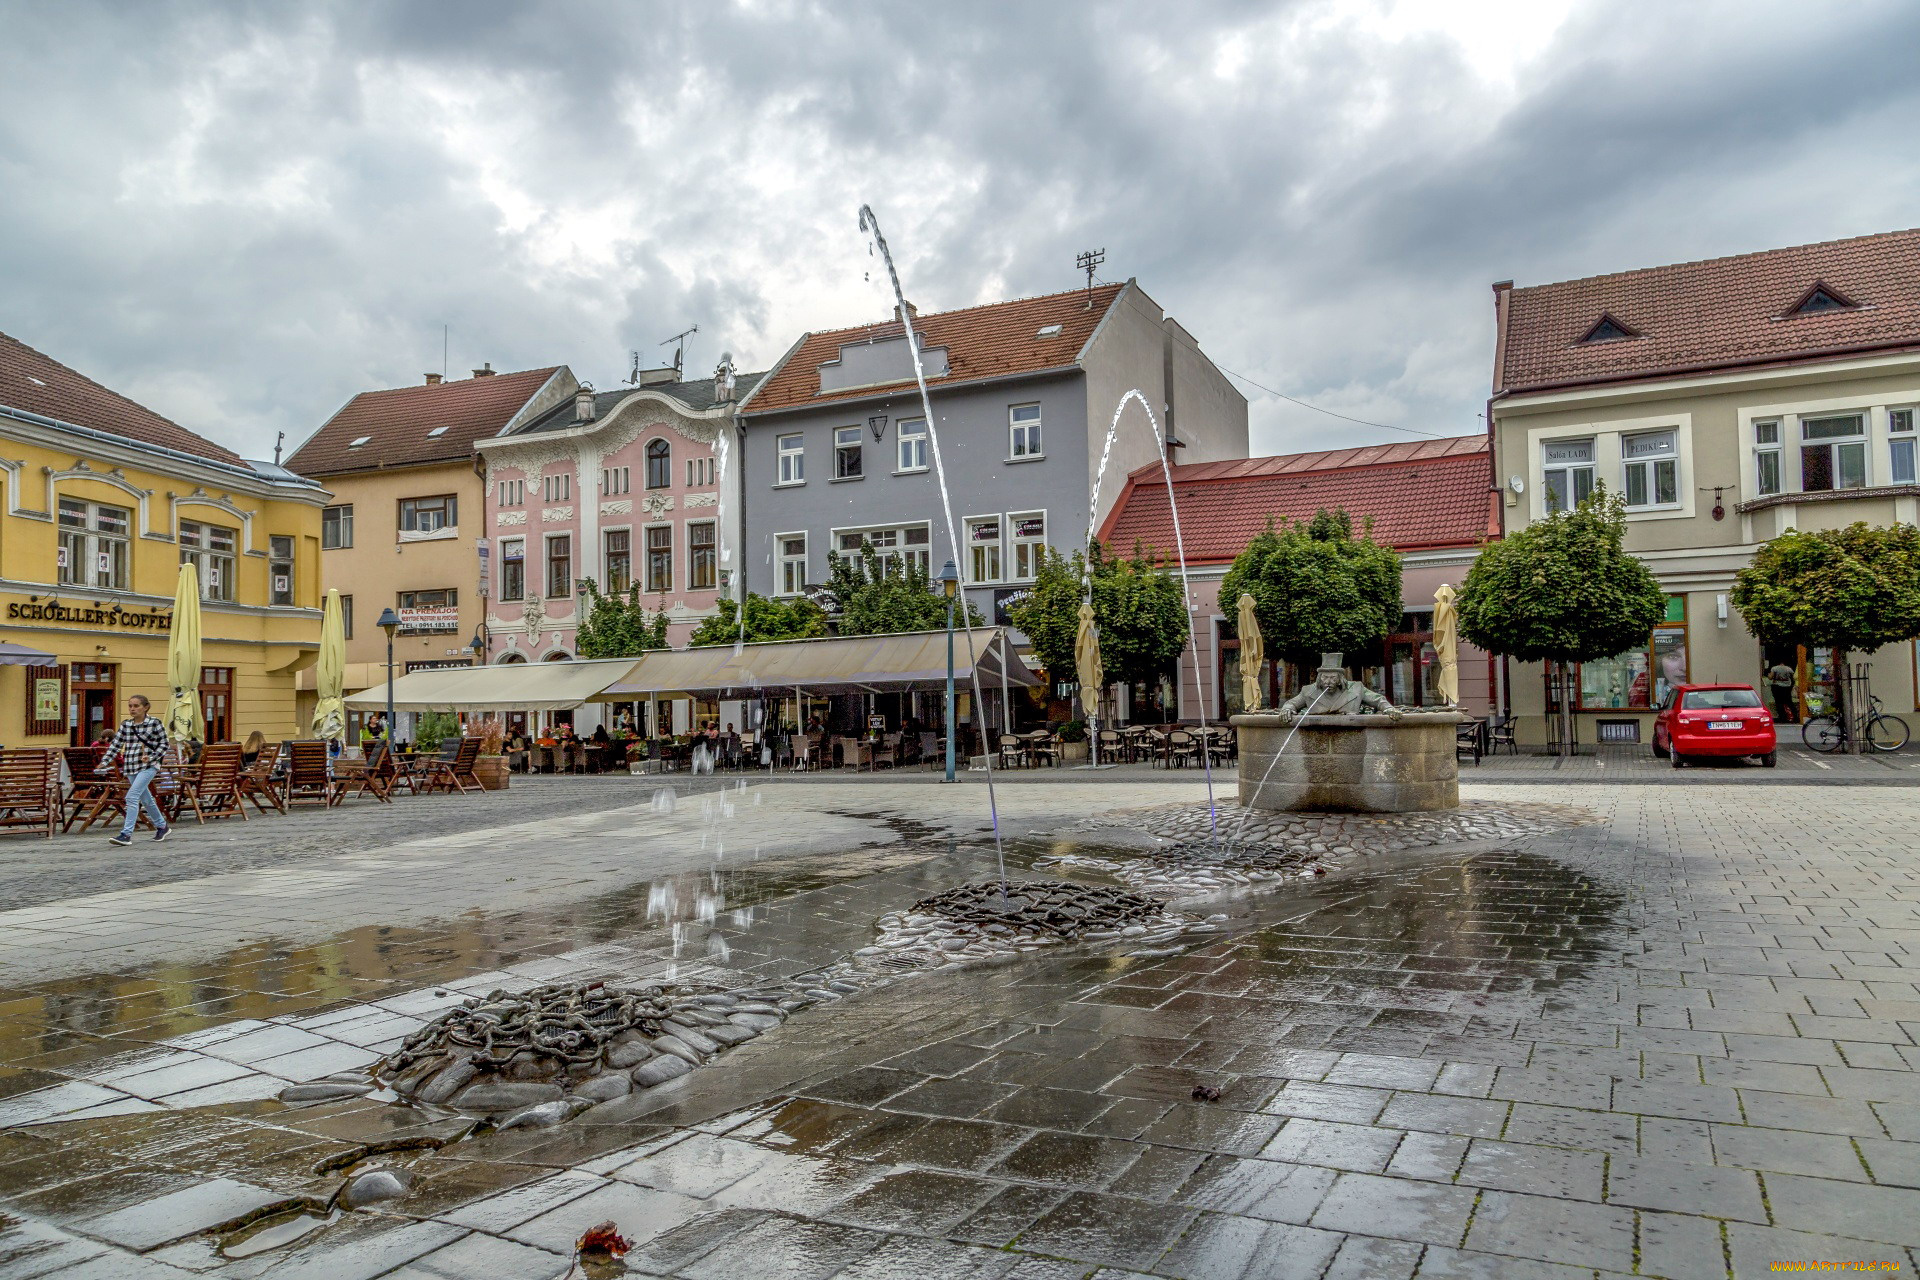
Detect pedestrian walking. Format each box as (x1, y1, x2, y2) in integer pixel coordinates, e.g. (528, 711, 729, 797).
(99, 693, 171, 846)
(1767, 660, 1798, 723)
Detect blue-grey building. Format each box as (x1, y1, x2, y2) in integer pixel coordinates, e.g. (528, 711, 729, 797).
(736, 281, 1248, 634)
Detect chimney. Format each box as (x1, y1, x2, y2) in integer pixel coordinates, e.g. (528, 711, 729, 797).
(424, 373, 443, 386)
(574, 387, 596, 422)
(472, 362, 495, 377)
(894, 300, 918, 324)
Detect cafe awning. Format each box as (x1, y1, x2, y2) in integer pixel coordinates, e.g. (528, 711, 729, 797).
(345, 657, 646, 712)
(591, 628, 1040, 700)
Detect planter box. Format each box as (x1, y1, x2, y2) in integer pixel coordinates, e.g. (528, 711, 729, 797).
(1060, 740, 1089, 762)
(474, 755, 510, 791)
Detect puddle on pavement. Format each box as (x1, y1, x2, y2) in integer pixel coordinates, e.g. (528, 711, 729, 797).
(218, 1203, 339, 1257)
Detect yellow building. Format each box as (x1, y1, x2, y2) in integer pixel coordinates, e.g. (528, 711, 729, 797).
(284, 364, 575, 736)
(0, 331, 328, 746)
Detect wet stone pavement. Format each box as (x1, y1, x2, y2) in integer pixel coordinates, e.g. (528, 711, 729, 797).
(0, 779, 1918, 1276)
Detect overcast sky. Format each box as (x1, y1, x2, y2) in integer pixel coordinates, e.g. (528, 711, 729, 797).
(3, 0, 1917, 462)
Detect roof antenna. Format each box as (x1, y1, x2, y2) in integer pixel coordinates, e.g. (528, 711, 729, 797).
(1076, 249, 1106, 308)
(660, 325, 699, 377)
(273, 431, 284, 466)
(442, 324, 449, 380)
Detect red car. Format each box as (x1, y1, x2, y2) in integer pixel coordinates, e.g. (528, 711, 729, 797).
(1652, 683, 1776, 768)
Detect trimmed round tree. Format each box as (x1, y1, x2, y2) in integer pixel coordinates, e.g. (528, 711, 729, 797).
(1217, 510, 1402, 696)
(1731, 521, 1920, 749)
(1455, 489, 1666, 753)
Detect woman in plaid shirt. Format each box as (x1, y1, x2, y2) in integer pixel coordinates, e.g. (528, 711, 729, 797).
(98, 693, 171, 846)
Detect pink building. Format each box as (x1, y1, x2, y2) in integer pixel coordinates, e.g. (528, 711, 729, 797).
(1098, 435, 1502, 721)
(476, 371, 760, 674)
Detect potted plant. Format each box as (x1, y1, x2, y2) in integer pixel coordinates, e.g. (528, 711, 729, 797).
(1056, 719, 1089, 762)
(471, 715, 510, 790)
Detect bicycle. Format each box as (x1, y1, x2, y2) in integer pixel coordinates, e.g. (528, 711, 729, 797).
(1803, 693, 1912, 753)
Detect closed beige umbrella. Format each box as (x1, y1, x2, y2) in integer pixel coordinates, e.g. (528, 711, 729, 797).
(1237, 592, 1264, 711)
(1432, 582, 1460, 706)
(164, 561, 203, 745)
(1074, 601, 1103, 722)
(312, 588, 347, 742)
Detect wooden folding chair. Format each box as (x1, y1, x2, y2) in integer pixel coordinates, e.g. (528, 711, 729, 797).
(238, 741, 285, 814)
(0, 749, 58, 839)
(62, 747, 123, 833)
(285, 740, 339, 808)
(181, 743, 247, 822)
(418, 737, 483, 795)
(339, 741, 399, 803)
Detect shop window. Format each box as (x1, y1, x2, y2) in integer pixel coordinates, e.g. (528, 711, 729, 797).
(270, 535, 295, 605)
(1577, 596, 1687, 710)
(1891, 409, 1916, 485)
(603, 529, 631, 591)
(1542, 438, 1595, 514)
(399, 494, 457, 532)
(646, 526, 673, 593)
(1622, 429, 1679, 508)
(499, 539, 524, 601)
(897, 418, 927, 472)
(777, 533, 807, 595)
(322, 503, 353, 548)
(1009, 511, 1046, 581)
(834, 426, 863, 479)
(1754, 420, 1783, 496)
(1801, 413, 1866, 491)
(57, 498, 130, 590)
(689, 521, 717, 590)
(179, 520, 236, 602)
(967, 516, 1002, 584)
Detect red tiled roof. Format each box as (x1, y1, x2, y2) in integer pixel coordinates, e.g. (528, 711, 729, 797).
(1497, 227, 1920, 394)
(743, 283, 1127, 414)
(287, 366, 563, 476)
(1099, 435, 1495, 564)
(0, 330, 245, 465)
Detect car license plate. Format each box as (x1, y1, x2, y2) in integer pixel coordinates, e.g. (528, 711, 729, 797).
(1708, 721, 1742, 730)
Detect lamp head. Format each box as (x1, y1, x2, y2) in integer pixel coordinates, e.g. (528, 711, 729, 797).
(937, 558, 959, 599)
(377, 607, 400, 636)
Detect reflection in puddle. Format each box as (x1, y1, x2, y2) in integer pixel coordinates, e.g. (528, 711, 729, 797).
(219, 1205, 338, 1258)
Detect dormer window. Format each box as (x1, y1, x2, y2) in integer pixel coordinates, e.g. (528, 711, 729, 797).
(1577, 313, 1639, 345)
(1785, 281, 1858, 317)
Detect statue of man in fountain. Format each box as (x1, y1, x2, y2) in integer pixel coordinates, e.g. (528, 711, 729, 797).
(1275, 654, 1401, 721)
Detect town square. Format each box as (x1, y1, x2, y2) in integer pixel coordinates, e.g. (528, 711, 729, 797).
(3, 3, 1920, 1276)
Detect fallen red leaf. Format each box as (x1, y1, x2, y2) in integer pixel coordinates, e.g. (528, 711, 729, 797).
(576, 1221, 632, 1257)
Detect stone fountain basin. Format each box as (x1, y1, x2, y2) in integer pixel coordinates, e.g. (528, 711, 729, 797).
(1231, 711, 1464, 813)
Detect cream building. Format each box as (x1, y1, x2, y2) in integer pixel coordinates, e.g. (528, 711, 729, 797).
(1490, 227, 1920, 747)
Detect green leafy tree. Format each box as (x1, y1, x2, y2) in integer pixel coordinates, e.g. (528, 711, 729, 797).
(1009, 543, 1190, 709)
(1732, 522, 1920, 751)
(574, 579, 671, 658)
(687, 593, 830, 647)
(825, 542, 981, 636)
(1456, 489, 1666, 753)
(1219, 509, 1402, 670)
(412, 711, 461, 752)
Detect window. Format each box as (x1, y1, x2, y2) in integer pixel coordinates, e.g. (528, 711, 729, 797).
(1681, 688, 1762, 710)
(321, 503, 354, 549)
(57, 498, 130, 590)
(602, 467, 630, 496)
(1621, 429, 1678, 508)
(777, 533, 807, 595)
(339, 594, 353, 640)
(1800, 413, 1866, 492)
(604, 529, 631, 591)
(646, 526, 673, 592)
(270, 535, 295, 605)
(545, 534, 572, 598)
(1891, 409, 1916, 486)
(777, 434, 805, 485)
(967, 516, 1002, 583)
(689, 521, 717, 590)
(687, 458, 714, 487)
(1578, 313, 1638, 344)
(500, 538, 525, 600)
(1789, 283, 1855, 316)
(1578, 595, 1687, 710)
(179, 520, 236, 602)
(1754, 420, 1783, 496)
(199, 667, 233, 744)
(500, 478, 525, 506)
(397, 588, 457, 634)
(897, 418, 928, 472)
(543, 474, 571, 504)
(646, 439, 671, 490)
(834, 426, 863, 479)
(1009, 511, 1046, 580)
(400, 494, 457, 532)
(1541, 438, 1595, 514)
(1009, 404, 1042, 458)
(836, 523, 931, 575)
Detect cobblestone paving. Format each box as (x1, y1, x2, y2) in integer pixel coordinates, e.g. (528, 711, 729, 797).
(0, 780, 1918, 1277)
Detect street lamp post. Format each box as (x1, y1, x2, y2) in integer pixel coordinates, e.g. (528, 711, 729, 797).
(938, 559, 958, 783)
(377, 607, 399, 749)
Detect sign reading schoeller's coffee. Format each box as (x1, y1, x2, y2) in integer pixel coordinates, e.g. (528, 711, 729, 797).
(6, 601, 172, 630)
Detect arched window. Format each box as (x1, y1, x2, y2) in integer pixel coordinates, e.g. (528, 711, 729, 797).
(645, 439, 672, 490)
(543, 650, 574, 662)
(498, 652, 527, 664)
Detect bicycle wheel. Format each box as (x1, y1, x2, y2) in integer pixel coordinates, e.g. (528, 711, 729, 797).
(1802, 716, 1845, 753)
(1868, 713, 1911, 752)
